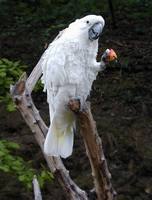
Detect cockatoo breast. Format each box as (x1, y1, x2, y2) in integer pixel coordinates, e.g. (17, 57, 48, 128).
(61, 39, 98, 98)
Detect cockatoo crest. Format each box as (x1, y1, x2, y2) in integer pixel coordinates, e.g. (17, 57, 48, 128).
(60, 15, 105, 42)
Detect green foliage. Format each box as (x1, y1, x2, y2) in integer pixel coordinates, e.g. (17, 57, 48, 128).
(0, 140, 53, 189)
(0, 57, 44, 111)
(0, 58, 27, 111)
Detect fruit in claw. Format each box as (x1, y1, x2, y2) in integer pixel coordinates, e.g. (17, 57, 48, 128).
(107, 49, 117, 62)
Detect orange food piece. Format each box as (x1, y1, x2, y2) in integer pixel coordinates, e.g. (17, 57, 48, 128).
(108, 49, 117, 61)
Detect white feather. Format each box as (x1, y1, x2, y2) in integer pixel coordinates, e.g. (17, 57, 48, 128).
(41, 15, 105, 158)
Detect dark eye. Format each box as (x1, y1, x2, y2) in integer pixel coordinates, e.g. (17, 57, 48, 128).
(86, 20, 89, 24)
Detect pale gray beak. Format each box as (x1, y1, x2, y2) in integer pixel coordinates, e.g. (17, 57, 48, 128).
(88, 22, 103, 41)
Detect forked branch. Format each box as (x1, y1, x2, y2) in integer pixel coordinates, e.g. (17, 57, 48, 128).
(10, 63, 87, 200)
(10, 58, 115, 200)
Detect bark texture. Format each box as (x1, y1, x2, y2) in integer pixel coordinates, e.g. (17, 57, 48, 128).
(10, 63, 87, 200)
(10, 60, 115, 200)
(70, 101, 116, 200)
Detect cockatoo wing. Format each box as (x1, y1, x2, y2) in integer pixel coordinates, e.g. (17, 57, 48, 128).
(52, 28, 68, 42)
(41, 41, 67, 91)
(41, 39, 76, 158)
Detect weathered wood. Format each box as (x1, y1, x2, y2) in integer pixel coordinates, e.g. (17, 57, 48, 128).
(10, 69, 88, 200)
(26, 59, 43, 93)
(70, 101, 116, 200)
(10, 53, 115, 199)
(33, 175, 43, 200)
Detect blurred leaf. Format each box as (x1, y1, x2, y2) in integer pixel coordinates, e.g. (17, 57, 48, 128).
(0, 140, 53, 190)
(0, 58, 27, 112)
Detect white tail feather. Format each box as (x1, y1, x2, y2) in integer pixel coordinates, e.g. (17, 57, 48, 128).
(44, 124, 74, 158)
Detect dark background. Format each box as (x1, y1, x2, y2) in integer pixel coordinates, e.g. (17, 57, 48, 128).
(0, 0, 152, 199)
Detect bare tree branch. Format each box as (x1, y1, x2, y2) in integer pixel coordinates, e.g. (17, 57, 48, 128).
(10, 56, 115, 199)
(26, 59, 43, 93)
(69, 100, 116, 200)
(33, 175, 43, 200)
(10, 67, 88, 200)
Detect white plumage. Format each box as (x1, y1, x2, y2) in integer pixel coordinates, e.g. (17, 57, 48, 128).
(41, 15, 106, 158)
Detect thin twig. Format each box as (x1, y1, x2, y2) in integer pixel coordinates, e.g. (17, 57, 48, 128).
(33, 175, 42, 200)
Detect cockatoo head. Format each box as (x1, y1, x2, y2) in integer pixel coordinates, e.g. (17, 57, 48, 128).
(66, 15, 105, 42)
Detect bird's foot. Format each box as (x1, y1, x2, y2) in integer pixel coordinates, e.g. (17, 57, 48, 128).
(68, 97, 82, 113)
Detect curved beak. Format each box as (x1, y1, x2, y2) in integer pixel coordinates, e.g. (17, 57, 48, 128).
(88, 22, 103, 41)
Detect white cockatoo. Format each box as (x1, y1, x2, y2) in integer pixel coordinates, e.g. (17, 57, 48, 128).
(41, 15, 115, 158)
